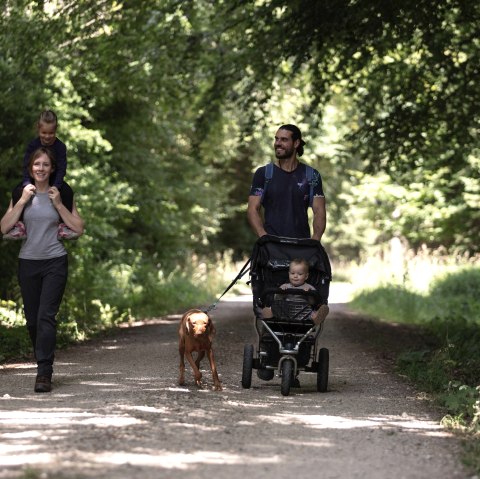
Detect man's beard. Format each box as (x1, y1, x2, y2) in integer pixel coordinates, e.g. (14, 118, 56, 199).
(275, 147, 294, 159)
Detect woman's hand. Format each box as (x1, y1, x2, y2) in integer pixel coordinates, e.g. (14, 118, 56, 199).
(20, 184, 36, 205)
(48, 186, 62, 208)
(1, 186, 34, 234)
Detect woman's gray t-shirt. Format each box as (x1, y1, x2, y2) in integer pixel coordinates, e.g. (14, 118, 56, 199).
(19, 192, 66, 260)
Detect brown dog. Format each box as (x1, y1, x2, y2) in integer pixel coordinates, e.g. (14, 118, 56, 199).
(178, 309, 222, 391)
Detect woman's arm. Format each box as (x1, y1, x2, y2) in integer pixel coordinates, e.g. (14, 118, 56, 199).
(49, 187, 85, 235)
(0, 185, 36, 234)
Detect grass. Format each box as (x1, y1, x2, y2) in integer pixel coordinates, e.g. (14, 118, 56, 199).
(347, 252, 480, 473)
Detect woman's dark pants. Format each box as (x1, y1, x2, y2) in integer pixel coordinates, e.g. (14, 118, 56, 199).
(18, 256, 68, 377)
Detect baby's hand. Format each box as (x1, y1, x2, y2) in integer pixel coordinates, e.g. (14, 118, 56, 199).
(280, 284, 288, 290)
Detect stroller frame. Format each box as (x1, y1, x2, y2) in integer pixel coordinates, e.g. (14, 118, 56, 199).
(242, 235, 332, 396)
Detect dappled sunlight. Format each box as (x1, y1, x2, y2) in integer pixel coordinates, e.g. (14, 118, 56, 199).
(258, 412, 449, 436)
(120, 405, 168, 414)
(2, 450, 52, 466)
(0, 410, 143, 428)
(223, 400, 270, 409)
(168, 422, 222, 432)
(0, 362, 36, 371)
(79, 381, 124, 388)
(86, 450, 280, 469)
(166, 386, 191, 392)
(119, 315, 183, 327)
(281, 437, 333, 448)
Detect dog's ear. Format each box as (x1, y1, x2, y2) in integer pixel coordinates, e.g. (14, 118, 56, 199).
(207, 316, 216, 340)
(185, 315, 192, 334)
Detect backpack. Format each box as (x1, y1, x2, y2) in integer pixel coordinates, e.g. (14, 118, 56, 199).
(261, 163, 316, 207)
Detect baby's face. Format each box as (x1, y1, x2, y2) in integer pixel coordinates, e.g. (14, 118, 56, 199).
(288, 264, 308, 287)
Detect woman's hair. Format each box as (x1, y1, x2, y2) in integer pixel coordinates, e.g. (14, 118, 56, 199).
(289, 258, 309, 272)
(38, 110, 58, 128)
(28, 147, 56, 176)
(279, 124, 306, 157)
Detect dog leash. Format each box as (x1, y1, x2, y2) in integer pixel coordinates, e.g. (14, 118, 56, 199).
(203, 257, 251, 314)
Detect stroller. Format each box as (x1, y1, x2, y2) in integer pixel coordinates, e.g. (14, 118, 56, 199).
(242, 235, 332, 396)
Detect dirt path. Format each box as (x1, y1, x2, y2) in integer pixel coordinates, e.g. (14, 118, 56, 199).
(0, 292, 470, 479)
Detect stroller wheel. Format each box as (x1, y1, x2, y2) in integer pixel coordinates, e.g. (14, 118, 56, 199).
(242, 344, 254, 389)
(280, 359, 294, 396)
(317, 347, 329, 392)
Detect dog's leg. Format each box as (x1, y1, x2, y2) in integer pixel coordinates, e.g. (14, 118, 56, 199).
(195, 350, 205, 369)
(207, 348, 222, 391)
(185, 351, 203, 387)
(178, 341, 186, 385)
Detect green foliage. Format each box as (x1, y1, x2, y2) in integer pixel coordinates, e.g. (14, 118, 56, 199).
(214, 0, 480, 255)
(0, 324, 31, 362)
(428, 268, 480, 322)
(0, 300, 30, 361)
(441, 384, 480, 426)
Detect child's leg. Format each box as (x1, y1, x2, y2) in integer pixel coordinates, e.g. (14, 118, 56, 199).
(311, 304, 329, 325)
(56, 182, 79, 240)
(59, 182, 73, 213)
(262, 307, 273, 318)
(12, 182, 24, 206)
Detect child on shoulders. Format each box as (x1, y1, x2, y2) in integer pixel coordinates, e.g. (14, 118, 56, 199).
(4, 110, 77, 241)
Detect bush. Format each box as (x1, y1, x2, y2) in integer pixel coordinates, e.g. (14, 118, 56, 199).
(428, 268, 480, 322)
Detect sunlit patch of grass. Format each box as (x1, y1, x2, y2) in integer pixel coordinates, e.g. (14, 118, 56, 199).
(350, 285, 426, 324)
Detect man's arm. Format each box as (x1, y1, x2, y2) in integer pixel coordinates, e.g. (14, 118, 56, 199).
(247, 195, 268, 237)
(311, 196, 326, 241)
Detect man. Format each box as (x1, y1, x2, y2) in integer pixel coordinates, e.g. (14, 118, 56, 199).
(247, 124, 329, 384)
(247, 123, 329, 320)
(247, 124, 326, 240)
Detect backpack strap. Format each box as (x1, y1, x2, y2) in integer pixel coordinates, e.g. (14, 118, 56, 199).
(261, 163, 274, 205)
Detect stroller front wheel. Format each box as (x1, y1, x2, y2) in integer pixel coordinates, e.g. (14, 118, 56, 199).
(242, 344, 254, 389)
(281, 359, 294, 396)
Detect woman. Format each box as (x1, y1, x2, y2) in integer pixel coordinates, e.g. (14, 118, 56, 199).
(1, 147, 84, 393)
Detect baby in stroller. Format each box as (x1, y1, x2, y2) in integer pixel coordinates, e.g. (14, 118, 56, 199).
(262, 258, 329, 325)
(242, 235, 331, 395)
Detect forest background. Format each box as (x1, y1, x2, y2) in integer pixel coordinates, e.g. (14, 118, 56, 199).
(1, 0, 479, 462)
